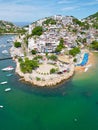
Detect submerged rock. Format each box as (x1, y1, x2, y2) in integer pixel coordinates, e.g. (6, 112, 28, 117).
(82, 91, 92, 97)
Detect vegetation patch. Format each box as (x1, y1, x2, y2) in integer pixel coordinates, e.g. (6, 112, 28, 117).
(20, 57, 39, 73)
(43, 18, 56, 25)
(14, 42, 21, 48)
(69, 47, 80, 56)
(32, 26, 43, 36)
(90, 40, 98, 50)
(36, 77, 41, 81)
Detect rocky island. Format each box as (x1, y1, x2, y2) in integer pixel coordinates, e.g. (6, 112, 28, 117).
(10, 12, 98, 87)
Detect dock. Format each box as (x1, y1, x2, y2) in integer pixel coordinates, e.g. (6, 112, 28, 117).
(0, 57, 12, 61)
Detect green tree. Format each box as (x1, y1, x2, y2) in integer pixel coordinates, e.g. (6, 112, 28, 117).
(73, 58, 77, 62)
(60, 38, 64, 44)
(14, 42, 21, 48)
(69, 47, 80, 56)
(32, 26, 43, 36)
(33, 55, 43, 60)
(48, 55, 57, 61)
(43, 18, 56, 25)
(55, 40, 65, 53)
(20, 58, 39, 73)
(50, 68, 56, 74)
(18, 57, 23, 62)
(31, 49, 37, 55)
(91, 40, 98, 50)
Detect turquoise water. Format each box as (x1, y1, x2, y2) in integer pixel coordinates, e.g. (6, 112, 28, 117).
(0, 35, 98, 130)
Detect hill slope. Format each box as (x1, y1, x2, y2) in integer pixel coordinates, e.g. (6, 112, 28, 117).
(83, 12, 98, 29)
(0, 20, 25, 33)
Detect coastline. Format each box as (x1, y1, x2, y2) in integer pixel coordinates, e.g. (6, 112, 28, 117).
(11, 49, 95, 88)
(0, 33, 18, 35)
(10, 46, 95, 88)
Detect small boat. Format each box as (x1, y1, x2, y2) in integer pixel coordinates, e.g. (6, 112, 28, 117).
(6, 73, 13, 77)
(7, 39, 13, 43)
(2, 50, 8, 54)
(0, 44, 6, 48)
(5, 88, 11, 92)
(0, 105, 3, 108)
(84, 67, 88, 72)
(0, 81, 8, 85)
(2, 66, 14, 71)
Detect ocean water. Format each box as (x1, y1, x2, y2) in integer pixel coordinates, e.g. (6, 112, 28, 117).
(14, 22, 30, 27)
(0, 35, 98, 130)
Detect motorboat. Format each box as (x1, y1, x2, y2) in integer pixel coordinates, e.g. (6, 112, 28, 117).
(0, 105, 3, 108)
(5, 88, 11, 92)
(84, 67, 88, 72)
(0, 81, 8, 85)
(2, 50, 8, 54)
(1, 66, 14, 71)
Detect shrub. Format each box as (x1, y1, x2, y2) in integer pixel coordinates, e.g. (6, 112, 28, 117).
(50, 68, 56, 74)
(18, 57, 23, 62)
(48, 55, 57, 61)
(36, 77, 41, 81)
(73, 58, 77, 62)
(33, 55, 43, 60)
(14, 42, 21, 48)
(43, 18, 56, 25)
(55, 39, 65, 52)
(31, 49, 37, 55)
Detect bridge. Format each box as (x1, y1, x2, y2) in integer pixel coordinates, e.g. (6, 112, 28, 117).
(0, 57, 12, 61)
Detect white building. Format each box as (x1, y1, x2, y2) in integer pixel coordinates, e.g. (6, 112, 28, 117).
(28, 38, 37, 51)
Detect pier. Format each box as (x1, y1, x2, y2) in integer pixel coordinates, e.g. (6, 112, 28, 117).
(0, 57, 12, 61)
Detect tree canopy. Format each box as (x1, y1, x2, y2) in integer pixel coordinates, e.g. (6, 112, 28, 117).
(32, 26, 43, 36)
(20, 58, 39, 73)
(48, 54, 58, 61)
(14, 42, 21, 48)
(69, 47, 80, 56)
(43, 18, 56, 25)
(31, 49, 37, 55)
(90, 40, 98, 50)
(55, 38, 65, 52)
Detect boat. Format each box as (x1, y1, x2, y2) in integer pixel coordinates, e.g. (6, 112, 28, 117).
(1, 66, 14, 71)
(0, 81, 8, 85)
(0, 105, 3, 108)
(0, 44, 6, 48)
(2, 50, 8, 54)
(6, 73, 13, 77)
(84, 67, 88, 72)
(7, 39, 13, 43)
(5, 88, 11, 92)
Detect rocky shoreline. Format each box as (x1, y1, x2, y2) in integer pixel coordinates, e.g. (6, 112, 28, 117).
(15, 59, 75, 88)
